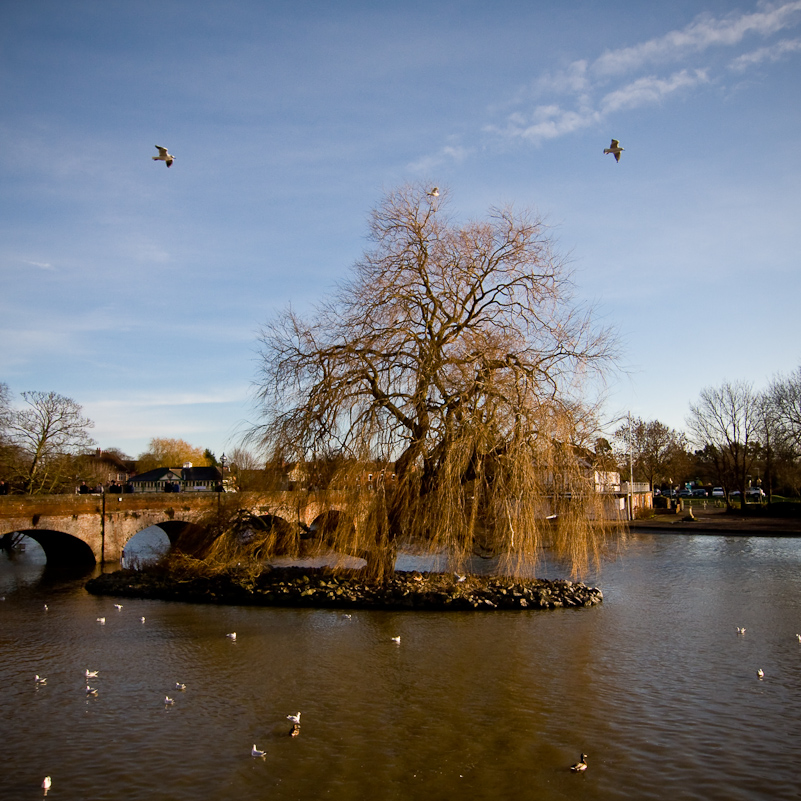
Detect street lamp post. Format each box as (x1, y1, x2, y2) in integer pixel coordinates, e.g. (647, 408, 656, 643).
(628, 412, 634, 521)
(220, 453, 226, 492)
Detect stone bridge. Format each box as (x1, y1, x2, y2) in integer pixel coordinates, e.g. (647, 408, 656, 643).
(0, 492, 357, 566)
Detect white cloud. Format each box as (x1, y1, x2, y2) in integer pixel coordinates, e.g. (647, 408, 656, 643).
(729, 36, 801, 69)
(24, 259, 55, 271)
(600, 69, 709, 114)
(499, 105, 599, 144)
(593, 1, 801, 76)
(407, 142, 472, 173)
(88, 390, 247, 410)
(486, 2, 801, 148)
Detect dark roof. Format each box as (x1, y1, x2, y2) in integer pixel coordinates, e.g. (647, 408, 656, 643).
(129, 468, 183, 483)
(181, 466, 222, 482)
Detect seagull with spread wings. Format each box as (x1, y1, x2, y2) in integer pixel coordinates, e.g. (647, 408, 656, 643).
(152, 145, 175, 168)
(603, 139, 624, 162)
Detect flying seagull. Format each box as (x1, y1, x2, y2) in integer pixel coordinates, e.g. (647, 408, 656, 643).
(152, 145, 175, 168)
(603, 139, 624, 162)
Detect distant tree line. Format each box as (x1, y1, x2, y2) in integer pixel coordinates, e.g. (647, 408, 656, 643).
(0, 385, 97, 494)
(0, 384, 222, 495)
(607, 367, 801, 507)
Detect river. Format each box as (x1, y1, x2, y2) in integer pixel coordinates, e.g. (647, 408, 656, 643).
(2, 532, 800, 800)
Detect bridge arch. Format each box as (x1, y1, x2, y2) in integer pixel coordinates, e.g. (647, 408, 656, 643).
(309, 509, 356, 538)
(6, 529, 96, 567)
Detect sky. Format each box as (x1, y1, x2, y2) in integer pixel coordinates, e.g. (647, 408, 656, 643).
(2, 0, 800, 460)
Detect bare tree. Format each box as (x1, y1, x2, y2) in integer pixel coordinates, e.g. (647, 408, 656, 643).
(0, 382, 11, 429)
(0, 383, 14, 485)
(252, 184, 618, 579)
(686, 381, 760, 508)
(227, 446, 262, 472)
(768, 365, 801, 450)
(613, 417, 689, 490)
(6, 391, 96, 494)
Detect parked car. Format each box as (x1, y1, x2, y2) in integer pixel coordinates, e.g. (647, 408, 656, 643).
(711, 487, 725, 497)
(729, 488, 765, 498)
(678, 489, 693, 498)
(691, 488, 708, 498)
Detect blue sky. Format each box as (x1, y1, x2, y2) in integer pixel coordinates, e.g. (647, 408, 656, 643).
(2, 0, 800, 459)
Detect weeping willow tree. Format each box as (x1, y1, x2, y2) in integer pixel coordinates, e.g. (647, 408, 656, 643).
(251, 184, 618, 580)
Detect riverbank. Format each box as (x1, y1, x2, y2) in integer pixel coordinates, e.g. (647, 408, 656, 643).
(86, 565, 603, 611)
(631, 504, 801, 536)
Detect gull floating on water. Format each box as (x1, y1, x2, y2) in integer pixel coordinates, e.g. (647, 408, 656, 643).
(391, 636, 401, 644)
(757, 669, 764, 679)
(164, 696, 175, 705)
(85, 669, 98, 679)
(796, 633, 800, 642)
(152, 145, 175, 167)
(287, 712, 301, 724)
(251, 744, 266, 758)
(175, 682, 186, 691)
(42, 776, 51, 796)
(86, 685, 98, 696)
(290, 723, 300, 737)
(43, 604, 49, 611)
(226, 632, 237, 640)
(97, 617, 106, 624)
(603, 139, 624, 162)
(35, 674, 47, 684)
(114, 604, 123, 610)
(140, 616, 146, 623)
(737, 627, 746, 635)
(570, 753, 588, 772)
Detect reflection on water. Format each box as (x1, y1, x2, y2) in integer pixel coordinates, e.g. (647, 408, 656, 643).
(2, 533, 801, 800)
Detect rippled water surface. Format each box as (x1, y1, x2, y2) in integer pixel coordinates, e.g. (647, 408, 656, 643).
(2, 533, 801, 800)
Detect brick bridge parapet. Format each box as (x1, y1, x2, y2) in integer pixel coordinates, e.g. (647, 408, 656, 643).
(0, 491, 358, 565)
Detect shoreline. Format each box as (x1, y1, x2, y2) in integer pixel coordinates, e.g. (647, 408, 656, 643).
(630, 509, 801, 537)
(86, 565, 603, 612)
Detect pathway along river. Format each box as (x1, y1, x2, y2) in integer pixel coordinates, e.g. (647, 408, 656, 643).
(2, 532, 801, 800)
